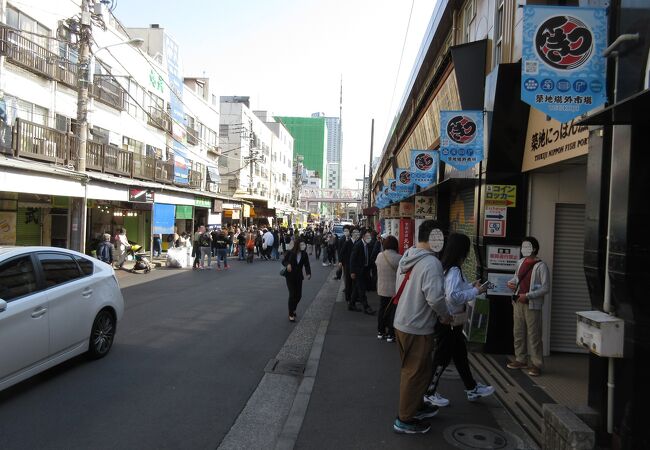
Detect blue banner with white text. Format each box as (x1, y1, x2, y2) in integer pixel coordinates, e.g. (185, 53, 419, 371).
(410, 150, 438, 189)
(521, 6, 607, 122)
(439, 110, 484, 171)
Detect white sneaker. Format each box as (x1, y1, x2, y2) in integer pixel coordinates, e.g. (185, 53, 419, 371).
(466, 382, 495, 402)
(322, 263, 328, 266)
(423, 392, 450, 407)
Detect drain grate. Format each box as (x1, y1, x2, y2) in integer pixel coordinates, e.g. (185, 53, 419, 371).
(443, 424, 520, 450)
(264, 358, 306, 377)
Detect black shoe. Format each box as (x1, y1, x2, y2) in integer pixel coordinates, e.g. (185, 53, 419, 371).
(364, 307, 376, 316)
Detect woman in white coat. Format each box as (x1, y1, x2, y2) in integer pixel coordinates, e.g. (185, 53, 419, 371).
(375, 235, 402, 342)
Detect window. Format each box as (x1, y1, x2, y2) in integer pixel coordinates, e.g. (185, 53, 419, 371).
(220, 124, 229, 136)
(463, 0, 475, 44)
(196, 81, 205, 98)
(75, 256, 94, 276)
(55, 114, 71, 133)
(4, 95, 49, 126)
(126, 79, 146, 120)
(90, 126, 109, 144)
(494, 0, 504, 66)
(0, 256, 38, 301)
(7, 6, 50, 49)
(123, 136, 145, 155)
(37, 253, 83, 288)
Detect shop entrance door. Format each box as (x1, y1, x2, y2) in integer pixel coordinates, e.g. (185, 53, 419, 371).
(50, 212, 68, 248)
(551, 203, 590, 353)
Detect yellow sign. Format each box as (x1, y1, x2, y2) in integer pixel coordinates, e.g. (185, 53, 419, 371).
(522, 108, 589, 172)
(485, 185, 517, 208)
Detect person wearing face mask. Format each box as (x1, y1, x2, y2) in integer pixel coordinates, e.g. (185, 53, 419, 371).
(506, 236, 550, 377)
(282, 237, 312, 322)
(349, 229, 377, 315)
(337, 225, 355, 303)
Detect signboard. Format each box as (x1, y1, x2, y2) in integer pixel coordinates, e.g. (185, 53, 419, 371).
(484, 205, 507, 237)
(521, 6, 608, 122)
(487, 245, 521, 270)
(0, 211, 17, 245)
(152, 203, 176, 235)
(440, 110, 485, 171)
(194, 197, 211, 208)
(399, 201, 414, 217)
(128, 189, 154, 203)
(464, 297, 490, 343)
(213, 200, 223, 213)
(164, 34, 189, 184)
(399, 219, 414, 255)
(485, 185, 517, 207)
(391, 219, 400, 240)
(410, 150, 438, 188)
(414, 195, 436, 219)
(522, 107, 589, 171)
(487, 272, 515, 296)
(390, 204, 400, 218)
(243, 204, 251, 218)
(387, 179, 401, 202)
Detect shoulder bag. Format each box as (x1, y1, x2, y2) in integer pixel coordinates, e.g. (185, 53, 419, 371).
(512, 261, 537, 302)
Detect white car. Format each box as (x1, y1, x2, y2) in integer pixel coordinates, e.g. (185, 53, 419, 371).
(0, 246, 124, 391)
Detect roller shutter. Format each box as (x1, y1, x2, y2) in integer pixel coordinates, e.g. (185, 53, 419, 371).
(550, 203, 590, 353)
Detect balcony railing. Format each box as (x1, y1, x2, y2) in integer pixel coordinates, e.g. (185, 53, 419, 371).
(10, 119, 203, 188)
(0, 25, 77, 86)
(90, 76, 125, 110)
(147, 106, 171, 131)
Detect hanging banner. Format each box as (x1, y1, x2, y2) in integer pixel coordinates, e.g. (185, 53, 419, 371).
(386, 179, 401, 202)
(399, 219, 415, 254)
(440, 110, 484, 171)
(410, 150, 438, 189)
(164, 34, 189, 184)
(395, 168, 415, 198)
(521, 6, 607, 122)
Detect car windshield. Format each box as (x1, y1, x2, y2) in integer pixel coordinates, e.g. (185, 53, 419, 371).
(332, 225, 344, 235)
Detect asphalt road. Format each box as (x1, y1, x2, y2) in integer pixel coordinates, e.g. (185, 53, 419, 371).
(0, 254, 331, 450)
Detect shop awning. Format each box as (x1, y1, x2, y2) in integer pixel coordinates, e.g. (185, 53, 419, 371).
(206, 166, 220, 183)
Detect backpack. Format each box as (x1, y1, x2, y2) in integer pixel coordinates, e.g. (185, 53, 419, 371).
(98, 242, 110, 263)
(199, 232, 211, 247)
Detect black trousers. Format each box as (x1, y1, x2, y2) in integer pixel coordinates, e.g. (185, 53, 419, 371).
(430, 323, 476, 392)
(377, 296, 395, 336)
(343, 264, 352, 302)
(350, 269, 370, 308)
(286, 277, 303, 315)
(315, 244, 321, 259)
(327, 246, 337, 264)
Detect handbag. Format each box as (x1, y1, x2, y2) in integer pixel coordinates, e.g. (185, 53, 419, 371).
(451, 305, 469, 327)
(280, 267, 287, 277)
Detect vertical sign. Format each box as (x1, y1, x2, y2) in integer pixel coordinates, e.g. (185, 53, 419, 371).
(164, 34, 189, 184)
(440, 110, 484, 171)
(395, 168, 415, 199)
(399, 219, 414, 255)
(410, 150, 438, 189)
(521, 6, 607, 122)
(483, 205, 507, 237)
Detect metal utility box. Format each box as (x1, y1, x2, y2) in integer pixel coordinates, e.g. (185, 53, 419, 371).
(576, 311, 624, 358)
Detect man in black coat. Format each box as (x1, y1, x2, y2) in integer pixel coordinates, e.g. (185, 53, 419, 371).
(337, 225, 355, 305)
(349, 229, 376, 315)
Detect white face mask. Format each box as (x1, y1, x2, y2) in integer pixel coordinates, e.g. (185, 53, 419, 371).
(521, 241, 534, 257)
(428, 229, 445, 253)
(300, 243, 307, 251)
(365, 237, 372, 244)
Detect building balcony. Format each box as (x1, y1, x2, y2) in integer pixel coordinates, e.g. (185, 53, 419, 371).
(147, 106, 172, 132)
(10, 119, 203, 189)
(0, 25, 77, 87)
(186, 128, 198, 145)
(90, 76, 125, 110)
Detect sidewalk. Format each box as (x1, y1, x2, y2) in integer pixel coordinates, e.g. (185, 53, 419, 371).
(295, 289, 536, 450)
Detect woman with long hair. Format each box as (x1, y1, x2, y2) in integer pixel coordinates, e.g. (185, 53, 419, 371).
(282, 237, 311, 322)
(425, 232, 494, 408)
(375, 235, 402, 342)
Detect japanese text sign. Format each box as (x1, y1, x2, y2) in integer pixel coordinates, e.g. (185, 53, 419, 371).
(487, 245, 521, 270)
(399, 219, 414, 255)
(440, 110, 484, 171)
(414, 195, 436, 219)
(410, 150, 438, 189)
(521, 6, 607, 122)
(485, 185, 517, 207)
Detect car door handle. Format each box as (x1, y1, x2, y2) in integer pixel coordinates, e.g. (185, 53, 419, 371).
(82, 288, 93, 298)
(31, 307, 47, 318)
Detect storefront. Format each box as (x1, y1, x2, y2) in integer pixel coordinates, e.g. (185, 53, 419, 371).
(523, 108, 592, 354)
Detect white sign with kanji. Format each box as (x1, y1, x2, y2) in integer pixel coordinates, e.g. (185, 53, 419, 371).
(487, 245, 520, 270)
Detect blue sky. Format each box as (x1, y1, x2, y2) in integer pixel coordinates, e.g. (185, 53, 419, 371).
(115, 0, 438, 188)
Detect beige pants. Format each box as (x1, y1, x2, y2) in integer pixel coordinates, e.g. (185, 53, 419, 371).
(513, 302, 543, 369)
(395, 330, 434, 421)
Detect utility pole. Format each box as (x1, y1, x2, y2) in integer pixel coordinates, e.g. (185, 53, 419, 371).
(76, 0, 91, 173)
(368, 118, 374, 210)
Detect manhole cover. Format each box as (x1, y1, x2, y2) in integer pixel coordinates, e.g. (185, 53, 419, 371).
(443, 424, 519, 450)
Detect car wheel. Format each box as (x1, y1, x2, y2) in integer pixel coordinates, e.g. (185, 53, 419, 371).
(88, 310, 116, 359)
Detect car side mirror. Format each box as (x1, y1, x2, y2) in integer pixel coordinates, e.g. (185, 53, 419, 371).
(0, 299, 7, 313)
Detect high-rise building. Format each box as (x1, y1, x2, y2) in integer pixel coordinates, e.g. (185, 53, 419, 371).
(274, 116, 327, 188)
(312, 113, 342, 190)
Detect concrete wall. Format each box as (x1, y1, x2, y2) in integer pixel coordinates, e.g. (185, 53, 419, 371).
(528, 163, 587, 355)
